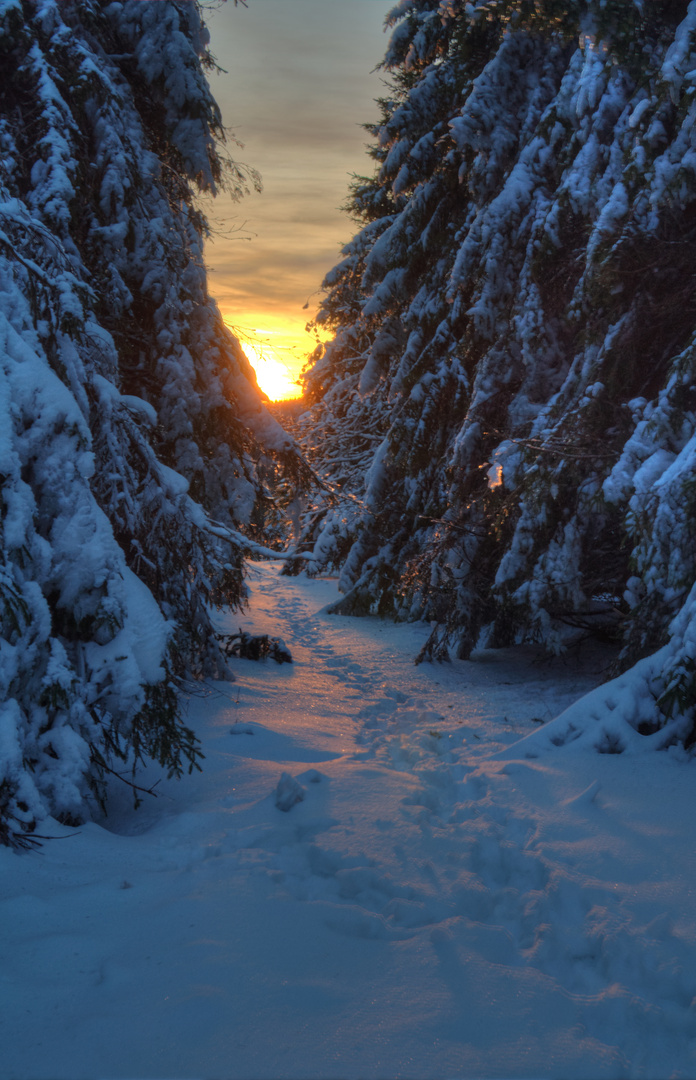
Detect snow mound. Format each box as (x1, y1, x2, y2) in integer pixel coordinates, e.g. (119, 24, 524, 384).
(498, 647, 692, 759)
(274, 771, 305, 812)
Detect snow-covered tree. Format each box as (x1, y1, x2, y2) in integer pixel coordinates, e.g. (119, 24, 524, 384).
(296, 0, 696, 747)
(0, 0, 302, 847)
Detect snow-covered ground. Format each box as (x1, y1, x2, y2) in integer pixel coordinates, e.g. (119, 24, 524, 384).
(3, 564, 696, 1079)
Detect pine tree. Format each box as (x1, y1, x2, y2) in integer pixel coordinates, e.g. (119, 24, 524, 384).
(298, 0, 696, 746)
(0, 0, 302, 847)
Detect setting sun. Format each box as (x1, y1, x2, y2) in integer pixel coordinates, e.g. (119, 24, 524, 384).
(242, 340, 302, 401)
(221, 315, 309, 401)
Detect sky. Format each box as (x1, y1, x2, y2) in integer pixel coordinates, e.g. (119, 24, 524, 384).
(202, 0, 394, 398)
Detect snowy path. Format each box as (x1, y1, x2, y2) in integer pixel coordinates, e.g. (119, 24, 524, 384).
(3, 564, 696, 1079)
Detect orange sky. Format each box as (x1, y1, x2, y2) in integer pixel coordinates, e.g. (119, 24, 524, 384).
(203, 0, 393, 399)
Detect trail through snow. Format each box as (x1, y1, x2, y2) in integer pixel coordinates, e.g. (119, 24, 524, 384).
(2, 564, 696, 1079)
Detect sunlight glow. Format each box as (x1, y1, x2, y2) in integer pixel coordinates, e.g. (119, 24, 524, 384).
(242, 340, 302, 401)
(487, 463, 504, 491)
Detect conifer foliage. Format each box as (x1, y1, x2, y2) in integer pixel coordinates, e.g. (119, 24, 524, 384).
(0, 0, 299, 846)
(297, 0, 696, 747)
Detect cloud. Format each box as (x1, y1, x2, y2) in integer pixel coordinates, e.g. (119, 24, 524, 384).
(203, 0, 392, 379)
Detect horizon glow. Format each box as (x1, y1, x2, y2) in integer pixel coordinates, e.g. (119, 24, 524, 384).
(203, 0, 393, 397)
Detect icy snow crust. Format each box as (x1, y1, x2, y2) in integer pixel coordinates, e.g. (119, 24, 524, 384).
(4, 564, 696, 1080)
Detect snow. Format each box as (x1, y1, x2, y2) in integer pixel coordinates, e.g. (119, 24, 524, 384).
(3, 563, 696, 1079)
(111, 566, 171, 684)
(662, 2, 696, 99)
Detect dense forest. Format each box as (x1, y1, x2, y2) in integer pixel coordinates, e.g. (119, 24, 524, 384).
(0, 0, 305, 846)
(4, 0, 696, 848)
(293, 0, 696, 750)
